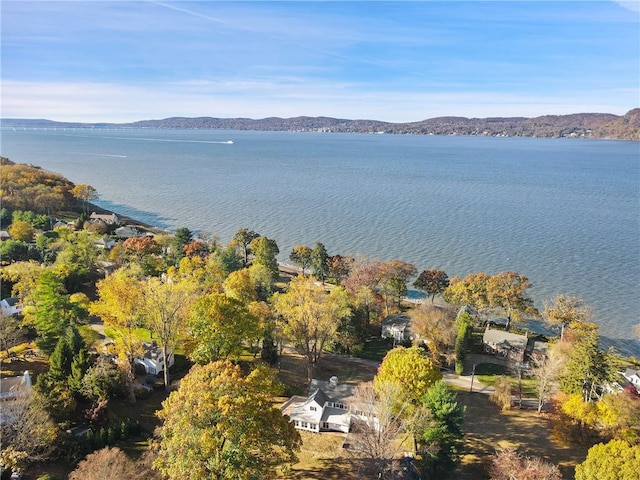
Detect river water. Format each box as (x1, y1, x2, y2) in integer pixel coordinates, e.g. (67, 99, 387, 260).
(2, 128, 638, 356)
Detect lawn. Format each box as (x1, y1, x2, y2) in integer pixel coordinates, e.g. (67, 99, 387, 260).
(474, 363, 538, 397)
(275, 351, 591, 480)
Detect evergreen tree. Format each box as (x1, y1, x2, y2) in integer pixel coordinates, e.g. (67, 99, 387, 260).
(311, 242, 329, 284)
(418, 380, 465, 477)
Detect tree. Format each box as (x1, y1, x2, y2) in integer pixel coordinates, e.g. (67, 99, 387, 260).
(486, 271, 537, 330)
(310, 242, 329, 284)
(289, 245, 312, 276)
(374, 346, 442, 404)
(8, 220, 34, 242)
(489, 448, 562, 480)
(574, 440, 640, 480)
(187, 292, 258, 364)
(154, 361, 301, 480)
(70, 183, 98, 215)
(250, 236, 279, 280)
(0, 239, 31, 263)
(349, 381, 427, 478)
(418, 380, 465, 477)
(378, 259, 417, 315)
(81, 355, 130, 402)
(559, 322, 611, 402)
(543, 293, 592, 341)
(490, 376, 512, 411)
(141, 276, 195, 391)
(69, 447, 139, 480)
(90, 265, 145, 402)
(171, 227, 193, 264)
(273, 275, 351, 380)
(444, 272, 491, 313)
(0, 313, 25, 354)
(231, 228, 259, 267)
(0, 390, 58, 472)
(413, 269, 450, 303)
(454, 310, 473, 374)
(531, 345, 567, 412)
(24, 270, 77, 353)
(410, 304, 457, 365)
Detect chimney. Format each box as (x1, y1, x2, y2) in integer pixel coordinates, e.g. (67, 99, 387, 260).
(329, 376, 338, 388)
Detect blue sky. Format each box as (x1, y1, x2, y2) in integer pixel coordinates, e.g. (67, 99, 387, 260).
(1, 1, 638, 122)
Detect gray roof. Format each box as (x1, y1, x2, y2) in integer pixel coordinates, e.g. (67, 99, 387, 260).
(309, 379, 357, 403)
(381, 314, 411, 328)
(483, 328, 528, 350)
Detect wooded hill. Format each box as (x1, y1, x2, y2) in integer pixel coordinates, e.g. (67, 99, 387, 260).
(3, 108, 639, 140)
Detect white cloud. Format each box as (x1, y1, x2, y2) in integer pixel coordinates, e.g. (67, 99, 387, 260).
(1, 79, 636, 124)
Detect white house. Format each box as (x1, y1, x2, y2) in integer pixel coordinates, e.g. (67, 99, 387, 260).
(281, 377, 358, 433)
(1, 297, 24, 317)
(622, 368, 640, 389)
(0, 371, 31, 401)
(381, 315, 412, 343)
(134, 342, 174, 376)
(115, 226, 140, 239)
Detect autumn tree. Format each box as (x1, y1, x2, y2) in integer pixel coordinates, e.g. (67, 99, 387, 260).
(410, 303, 457, 365)
(70, 183, 98, 215)
(0, 313, 25, 354)
(289, 244, 312, 276)
(8, 220, 34, 242)
(374, 346, 442, 404)
(378, 259, 417, 315)
(327, 254, 353, 284)
(188, 292, 258, 364)
(444, 272, 491, 313)
(141, 276, 196, 391)
(574, 440, 640, 480)
(231, 228, 259, 267)
(486, 271, 537, 330)
(543, 293, 592, 341)
(69, 447, 138, 480)
(489, 448, 562, 480)
(273, 275, 351, 380)
(154, 361, 301, 480)
(90, 266, 145, 402)
(490, 376, 513, 410)
(413, 269, 450, 303)
(349, 381, 428, 478)
(0, 390, 58, 472)
(531, 345, 567, 412)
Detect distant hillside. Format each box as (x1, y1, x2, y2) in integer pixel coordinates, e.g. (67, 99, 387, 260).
(3, 109, 639, 140)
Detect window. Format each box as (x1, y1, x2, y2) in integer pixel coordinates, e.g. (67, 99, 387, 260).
(309, 406, 317, 411)
(310, 423, 317, 430)
(322, 422, 330, 430)
(295, 421, 300, 427)
(301, 422, 308, 429)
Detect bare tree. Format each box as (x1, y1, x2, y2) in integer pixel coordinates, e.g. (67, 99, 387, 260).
(490, 376, 512, 411)
(410, 303, 457, 366)
(0, 313, 25, 354)
(69, 447, 139, 480)
(0, 389, 57, 472)
(489, 448, 562, 480)
(531, 346, 567, 412)
(348, 381, 427, 478)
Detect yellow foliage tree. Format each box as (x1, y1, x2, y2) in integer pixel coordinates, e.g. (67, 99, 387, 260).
(154, 361, 301, 480)
(374, 346, 442, 403)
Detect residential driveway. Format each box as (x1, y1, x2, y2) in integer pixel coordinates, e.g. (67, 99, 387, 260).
(88, 317, 114, 351)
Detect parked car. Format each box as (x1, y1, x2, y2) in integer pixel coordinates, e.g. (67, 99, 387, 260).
(11, 471, 24, 480)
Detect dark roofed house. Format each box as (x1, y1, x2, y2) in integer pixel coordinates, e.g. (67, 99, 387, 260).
(483, 326, 548, 364)
(280, 376, 357, 433)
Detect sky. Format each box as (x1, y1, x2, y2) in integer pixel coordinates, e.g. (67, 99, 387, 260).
(1, 0, 639, 123)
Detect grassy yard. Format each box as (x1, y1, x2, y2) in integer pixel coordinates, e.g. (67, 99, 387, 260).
(275, 351, 591, 480)
(474, 363, 538, 397)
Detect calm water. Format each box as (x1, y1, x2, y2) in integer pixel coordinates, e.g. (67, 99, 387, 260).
(2, 128, 639, 356)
